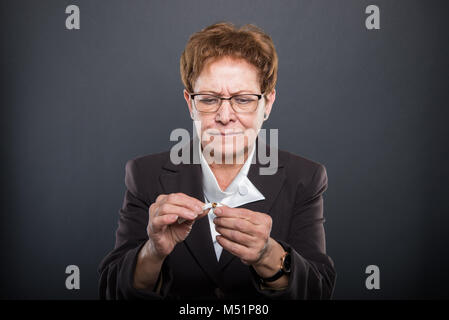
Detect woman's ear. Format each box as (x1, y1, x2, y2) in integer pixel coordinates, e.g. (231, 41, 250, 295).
(183, 89, 193, 116)
(263, 88, 276, 120)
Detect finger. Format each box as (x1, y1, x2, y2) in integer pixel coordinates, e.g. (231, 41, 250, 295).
(176, 217, 196, 229)
(151, 214, 178, 233)
(216, 235, 252, 260)
(178, 207, 210, 224)
(157, 203, 198, 220)
(197, 205, 213, 219)
(213, 206, 265, 225)
(164, 193, 205, 215)
(213, 217, 259, 236)
(215, 226, 256, 247)
(155, 194, 168, 204)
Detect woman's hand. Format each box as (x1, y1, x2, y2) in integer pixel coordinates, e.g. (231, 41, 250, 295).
(134, 193, 206, 290)
(146, 193, 207, 260)
(213, 206, 288, 288)
(213, 206, 274, 265)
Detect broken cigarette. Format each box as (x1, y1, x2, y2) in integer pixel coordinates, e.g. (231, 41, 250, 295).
(177, 202, 223, 224)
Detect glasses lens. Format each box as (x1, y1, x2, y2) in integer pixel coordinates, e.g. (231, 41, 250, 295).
(194, 95, 220, 112)
(231, 95, 259, 112)
(193, 94, 260, 113)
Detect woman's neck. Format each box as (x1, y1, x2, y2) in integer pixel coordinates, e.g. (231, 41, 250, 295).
(207, 148, 250, 192)
(210, 165, 243, 191)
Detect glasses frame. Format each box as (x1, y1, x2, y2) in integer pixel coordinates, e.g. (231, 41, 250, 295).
(189, 92, 264, 114)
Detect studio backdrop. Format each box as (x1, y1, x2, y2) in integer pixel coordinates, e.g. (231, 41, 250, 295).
(1, 0, 448, 299)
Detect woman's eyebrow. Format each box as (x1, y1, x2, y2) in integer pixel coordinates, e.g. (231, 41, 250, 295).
(197, 89, 255, 95)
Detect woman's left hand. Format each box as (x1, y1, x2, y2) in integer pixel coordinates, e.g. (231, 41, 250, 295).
(213, 206, 274, 266)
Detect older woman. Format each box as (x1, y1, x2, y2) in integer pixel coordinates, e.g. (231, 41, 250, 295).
(98, 22, 336, 300)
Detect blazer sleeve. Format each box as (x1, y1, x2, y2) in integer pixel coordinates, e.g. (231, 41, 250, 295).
(97, 159, 174, 300)
(250, 164, 337, 299)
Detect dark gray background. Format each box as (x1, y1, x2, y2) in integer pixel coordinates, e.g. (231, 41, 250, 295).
(1, 0, 448, 299)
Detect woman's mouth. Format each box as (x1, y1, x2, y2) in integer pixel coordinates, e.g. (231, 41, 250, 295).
(209, 131, 244, 136)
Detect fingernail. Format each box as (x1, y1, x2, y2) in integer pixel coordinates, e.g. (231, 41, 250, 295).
(189, 212, 197, 219)
(214, 208, 222, 214)
(195, 205, 203, 213)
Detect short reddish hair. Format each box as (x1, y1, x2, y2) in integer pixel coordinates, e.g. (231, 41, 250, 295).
(180, 22, 278, 95)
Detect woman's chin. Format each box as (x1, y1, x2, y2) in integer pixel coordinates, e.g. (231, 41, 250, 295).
(202, 142, 248, 164)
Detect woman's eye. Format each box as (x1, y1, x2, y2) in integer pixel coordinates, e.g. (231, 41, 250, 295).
(235, 99, 251, 104)
(201, 99, 218, 104)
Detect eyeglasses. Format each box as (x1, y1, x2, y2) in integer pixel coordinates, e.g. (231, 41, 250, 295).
(189, 93, 264, 113)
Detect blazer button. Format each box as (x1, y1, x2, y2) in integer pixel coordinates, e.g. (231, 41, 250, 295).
(214, 287, 225, 299)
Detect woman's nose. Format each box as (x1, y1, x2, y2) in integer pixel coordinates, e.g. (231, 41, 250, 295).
(215, 100, 235, 123)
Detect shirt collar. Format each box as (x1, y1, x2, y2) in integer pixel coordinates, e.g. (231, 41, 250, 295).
(197, 138, 265, 206)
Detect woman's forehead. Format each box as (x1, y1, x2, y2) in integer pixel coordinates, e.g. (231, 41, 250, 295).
(195, 58, 261, 93)
(201, 56, 258, 75)
(194, 83, 260, 95)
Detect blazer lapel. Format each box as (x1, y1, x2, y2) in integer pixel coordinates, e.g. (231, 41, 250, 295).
(159, 139, 222, 287)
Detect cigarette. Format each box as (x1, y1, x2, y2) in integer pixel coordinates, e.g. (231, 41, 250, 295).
(177, 202, 223, 224)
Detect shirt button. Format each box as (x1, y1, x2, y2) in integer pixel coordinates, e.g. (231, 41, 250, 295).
(238, 185, 248, 196)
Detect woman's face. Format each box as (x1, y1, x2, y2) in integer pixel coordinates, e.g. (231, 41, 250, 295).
(183, 56, 275, 163)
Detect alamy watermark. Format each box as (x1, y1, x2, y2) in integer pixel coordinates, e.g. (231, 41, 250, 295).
(169, 121, 279, 175)
(365, 265, 380, 290)
(65, 265, 80, 290)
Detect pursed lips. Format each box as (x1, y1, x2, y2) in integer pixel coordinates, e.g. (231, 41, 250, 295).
(209, 131, 244, 136)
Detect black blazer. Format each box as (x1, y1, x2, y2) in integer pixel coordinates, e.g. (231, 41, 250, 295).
(98, 139, 336, 300)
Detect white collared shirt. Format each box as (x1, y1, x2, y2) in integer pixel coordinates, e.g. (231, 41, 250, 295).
(197, 140, 265, 261)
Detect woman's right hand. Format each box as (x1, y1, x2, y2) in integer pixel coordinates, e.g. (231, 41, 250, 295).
(145, 193, 207, 260)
